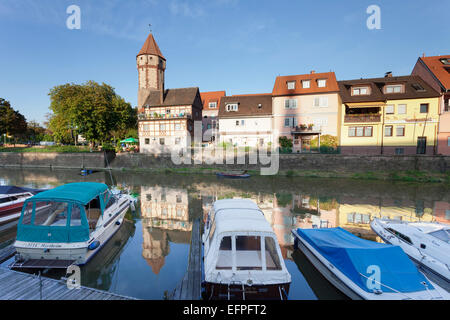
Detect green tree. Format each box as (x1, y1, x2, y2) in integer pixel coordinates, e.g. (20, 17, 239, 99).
(48, 81, 136, 145)
(0, 98, 28, 143)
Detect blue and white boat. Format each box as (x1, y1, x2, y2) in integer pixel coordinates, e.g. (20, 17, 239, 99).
(292, 227, 449, 300)
(12, 182, 136, 269)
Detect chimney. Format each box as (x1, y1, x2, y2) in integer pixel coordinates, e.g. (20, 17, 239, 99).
(310, 70, 315, 74)
(385, 71, 392, 78)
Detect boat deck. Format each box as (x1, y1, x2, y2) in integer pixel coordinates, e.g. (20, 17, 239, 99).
(171, 218, 202, 300)
(0, 267, 136, 300)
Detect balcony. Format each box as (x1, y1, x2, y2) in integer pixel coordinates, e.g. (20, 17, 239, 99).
(344, 114, 381, 123)
(291, 125, 322, 134)
(138, 113, 192, 121)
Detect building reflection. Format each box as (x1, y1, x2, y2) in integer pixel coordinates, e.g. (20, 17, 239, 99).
(140, 185, 192, 274)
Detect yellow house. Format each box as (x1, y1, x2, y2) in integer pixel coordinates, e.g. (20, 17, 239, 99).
(338, 75, 441, 155)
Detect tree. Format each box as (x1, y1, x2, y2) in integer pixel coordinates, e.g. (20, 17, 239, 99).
(26, 121, 47, 143)
(48, 81, 136, 145)
(0, 98, 28, 143)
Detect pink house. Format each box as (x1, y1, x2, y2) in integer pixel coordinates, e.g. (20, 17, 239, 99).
(271, 72, 341, 153)
(412, 55, 450, 155)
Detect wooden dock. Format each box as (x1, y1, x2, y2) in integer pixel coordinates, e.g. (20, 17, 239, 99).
(0, 267, 136, 300)
(171, 218, 202, 300)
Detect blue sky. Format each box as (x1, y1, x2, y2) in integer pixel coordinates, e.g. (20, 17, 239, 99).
(0, 0, 449, 125)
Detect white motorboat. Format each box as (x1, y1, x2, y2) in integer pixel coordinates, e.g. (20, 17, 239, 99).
(292, 227, 449, 300)
(12, 182, 136, 269)
(202, 199, 291, 300)
(371, 218, 450, 291)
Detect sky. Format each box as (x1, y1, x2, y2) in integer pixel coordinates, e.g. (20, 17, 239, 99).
(0, 0, 449, 125)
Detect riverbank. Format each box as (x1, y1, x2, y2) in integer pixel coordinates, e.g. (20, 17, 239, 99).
(1, 151, 449, 184)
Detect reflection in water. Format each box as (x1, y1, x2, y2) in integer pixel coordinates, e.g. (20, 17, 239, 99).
(0, 168, 448, 299)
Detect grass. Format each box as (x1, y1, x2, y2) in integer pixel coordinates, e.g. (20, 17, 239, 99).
(0, 146, 93, 153)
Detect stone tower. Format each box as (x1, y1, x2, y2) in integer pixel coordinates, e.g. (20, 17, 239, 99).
(137, 33, 166, 107)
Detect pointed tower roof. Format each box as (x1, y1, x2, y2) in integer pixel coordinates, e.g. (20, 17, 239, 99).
(137, 33, 165, 60)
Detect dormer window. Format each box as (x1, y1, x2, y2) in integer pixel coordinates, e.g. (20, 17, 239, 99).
(352, 86, 369, 95)
(317, 79, 327, 88)
(209, 102, 217, 109)
(412, 83, 425, 92)
(226, 103, 238, 112)
(385, 84, 404, 94)
(287, 81, 296, 90)
(302, 80, 310, 89)
(440, 58, 450, 65)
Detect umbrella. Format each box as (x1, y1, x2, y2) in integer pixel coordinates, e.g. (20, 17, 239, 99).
(120, 138, 139, 144)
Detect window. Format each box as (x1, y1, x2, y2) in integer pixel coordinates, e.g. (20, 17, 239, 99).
(284, 99, 297, 109)
(348, 127, 356, 137)
(398, 104, 407, 114)
(395, 148, 404, 155)
(70, 204, 82, 226)
(287, 81, 295, 90)
(385, 85, 403, 93)
(207, 124, 212, 129)
(33, 202, 69, 227)
(216, 236, 232, 270)
(145, 138, 150, 145)
(208, 102, 217, 109)
(176, 195, 182, 203)
(302, 80, 310, 88)
(265, 237, 282, 270)
(386, 105, 395, 114)
(387, 228, 413, 245)
(143, 124, 150, 131)
(236, 236, 262, 271)
(349, 126, 372, 137)
(226, 104, 238, 112)
(284, 118, 291, 127)
(440, 58, 450, 65)
(317, 79, 326, 87)
(175, 123, 181, 130)
(396, 125, 405, 136)
(385, 126, 393, 136)
(447, 136, 450, 147)
(20, 202, 33, 225)
(445, 98, 450, 112)
(241, 120, 245, 126)
(236, 120, 240, 126)
(352, 87, 369, 95)
(412, 83, 425, 91)
(175, 137, 181, 145)
(160, 138, 165, 145)
(420, 103, 429, 113)
(160, 124, 166, 131)
(314, 96, 328, 107)
(166, 109, 171, 114)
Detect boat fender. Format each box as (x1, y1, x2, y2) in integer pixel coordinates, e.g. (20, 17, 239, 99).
(88, 241, 100, 250)
(115, 220, 121, 226)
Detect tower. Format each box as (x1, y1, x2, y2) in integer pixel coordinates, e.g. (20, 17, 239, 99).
(137, 33, 166, 107)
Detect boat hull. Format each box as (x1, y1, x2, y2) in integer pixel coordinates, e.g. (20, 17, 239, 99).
(202, 281, 290, 300)
(0, 200, 27, 225)
(370, 220, 450, 292)
(216, 173, 250, 179)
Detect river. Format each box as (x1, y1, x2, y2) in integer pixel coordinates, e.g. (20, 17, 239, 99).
(0, 168, 449, 300)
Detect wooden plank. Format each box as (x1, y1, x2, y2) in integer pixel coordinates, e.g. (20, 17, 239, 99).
(0, 245, 16, 263)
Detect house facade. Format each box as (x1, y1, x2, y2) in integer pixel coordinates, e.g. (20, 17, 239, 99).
(272, 72, 341, 153)
(412, 55, 450, 155)
(218, 94, 273, 148)
(338, 75, 441, 155)
(137, 33, 203, 153)
(200, 91, 226, 144)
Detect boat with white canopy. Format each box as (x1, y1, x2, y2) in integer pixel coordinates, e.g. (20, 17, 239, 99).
(202, 199, 291, 300)
(292, 227, 449, 300)
(12, 182, 136, 269)
(371, 218, 450, 292)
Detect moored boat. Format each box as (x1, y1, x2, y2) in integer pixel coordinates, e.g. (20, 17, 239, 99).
(371, 218, 450, 292)
(202, 199, 291, 300)
(292, 227, 449, 300)
(215, 171, 250, 179)
(0, 186, 44, 226)
(12, 182, 136, 269)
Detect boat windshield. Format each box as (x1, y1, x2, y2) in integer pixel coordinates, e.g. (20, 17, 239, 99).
(429, 229, 450, 243)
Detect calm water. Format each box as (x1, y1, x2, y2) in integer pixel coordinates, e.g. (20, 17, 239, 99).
(0, 168, 449, 300)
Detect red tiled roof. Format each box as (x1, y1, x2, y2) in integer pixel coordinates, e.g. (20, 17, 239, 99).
(200, 91, 226, 110)
(420, 55, 450, 90)
(137, 33, 165, 60)
(272, 72, 339, 96)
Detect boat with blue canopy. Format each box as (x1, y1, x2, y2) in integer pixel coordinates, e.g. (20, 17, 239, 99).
(12, 182, 136, 269)
(292, 227, 449, 300)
